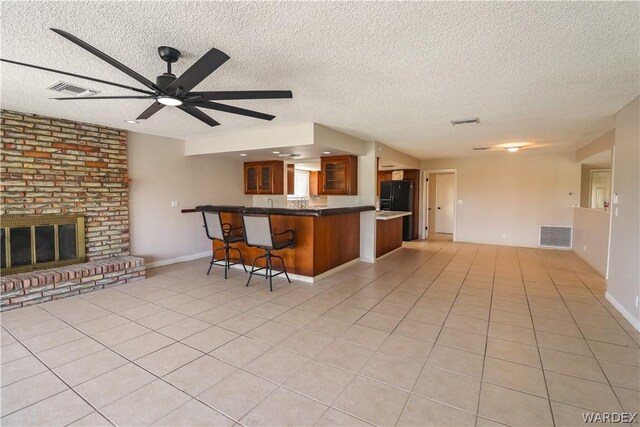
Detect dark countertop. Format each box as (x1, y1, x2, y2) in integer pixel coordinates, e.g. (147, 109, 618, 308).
(192, 205, 375, 217)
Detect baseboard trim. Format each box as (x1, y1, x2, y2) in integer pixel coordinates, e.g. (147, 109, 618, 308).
(605, 291, 640, 332)
(222, 257, 362, 283)
(374, 246, 404, 260)
(146, 252, 210, 269)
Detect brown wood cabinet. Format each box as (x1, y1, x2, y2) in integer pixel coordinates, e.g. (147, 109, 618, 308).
(376, 171, 393, 196)
(320, 155, 358, 195)
(309, 171, 320, 196)
(286, 164, 295, 195)
(244, 161, 284, 195)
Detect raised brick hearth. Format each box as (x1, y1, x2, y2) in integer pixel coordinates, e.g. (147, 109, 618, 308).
(1, 256, 145, 311)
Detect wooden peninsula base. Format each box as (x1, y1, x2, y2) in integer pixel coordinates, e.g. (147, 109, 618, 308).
(376, 211, 412, 258)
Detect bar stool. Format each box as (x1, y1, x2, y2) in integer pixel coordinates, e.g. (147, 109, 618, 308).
(242, 211, 294, 291)
(199, 206, 247, 279)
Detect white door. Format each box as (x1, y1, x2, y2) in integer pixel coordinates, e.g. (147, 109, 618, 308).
(435, 174, 455, 233)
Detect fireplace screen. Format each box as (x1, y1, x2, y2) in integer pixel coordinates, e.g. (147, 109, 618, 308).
(0, 215, 85, 275)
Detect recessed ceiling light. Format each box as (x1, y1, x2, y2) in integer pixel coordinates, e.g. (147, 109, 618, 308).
(157, 96, 183, 107)
(323, 151, 331, 154)
(272, 151, 280, 154)
(125, 120, 138, 124)
(507, 147, 520, 152)
(239, 153, 247, 157)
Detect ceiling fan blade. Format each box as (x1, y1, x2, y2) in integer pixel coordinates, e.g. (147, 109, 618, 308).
(188, 101, 275, 121)
(0, 59, 154, 95)
(187, 90, 293, 101)
(51, 28, 160, 93)
(166, 48, 230, 95)
(137, 102, 165, 120)
(51, 95, 154, 100)
(178, 105, 220, 127)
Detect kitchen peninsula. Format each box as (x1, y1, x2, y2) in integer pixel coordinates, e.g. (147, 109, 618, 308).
(197, 205, 375, 279)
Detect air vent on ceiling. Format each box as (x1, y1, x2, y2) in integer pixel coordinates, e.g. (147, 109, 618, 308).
(473, 147, 490, 151)
(278, 153, 302, 158)
(46, 81, 100, 97)
(451, 117, 479, 126)
(539, 226, 572, 249)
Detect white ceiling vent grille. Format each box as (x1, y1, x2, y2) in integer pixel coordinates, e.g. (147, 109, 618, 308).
(539, 226, 572, 249)
(46, 81, 100, 97)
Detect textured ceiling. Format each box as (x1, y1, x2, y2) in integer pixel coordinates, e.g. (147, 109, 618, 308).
(1, 1, 638, 159)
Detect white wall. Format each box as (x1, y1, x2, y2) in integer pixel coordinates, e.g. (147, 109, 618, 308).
(128, 132, 250, 266)
(606, 97, 640, 331)
(421, 153, 580, 247)
(573, 207, 610, 277)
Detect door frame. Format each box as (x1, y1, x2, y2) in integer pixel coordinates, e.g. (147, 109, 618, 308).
(421, 169, 457, 240)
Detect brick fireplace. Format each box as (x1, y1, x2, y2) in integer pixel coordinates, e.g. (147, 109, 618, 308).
(0, 110, 144, 310)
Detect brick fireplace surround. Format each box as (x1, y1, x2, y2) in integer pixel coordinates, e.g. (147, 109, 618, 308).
(0, 110, 145, 310)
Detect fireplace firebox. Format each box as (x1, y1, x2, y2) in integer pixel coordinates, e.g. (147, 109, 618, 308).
(1, 215, 85, 275)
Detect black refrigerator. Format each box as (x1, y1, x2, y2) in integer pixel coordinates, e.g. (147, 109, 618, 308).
(380, 180, 414, 241)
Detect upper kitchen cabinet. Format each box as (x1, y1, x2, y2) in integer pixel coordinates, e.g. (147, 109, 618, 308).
(320, 155, 358, 195)
(244, 161, 284, 194)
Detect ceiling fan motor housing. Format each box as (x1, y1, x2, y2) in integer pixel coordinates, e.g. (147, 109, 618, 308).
(156, 73, 177, 91)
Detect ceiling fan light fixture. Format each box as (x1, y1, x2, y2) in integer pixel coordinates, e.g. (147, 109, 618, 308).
(507, 147, 520, 152)
(157, 96, 183, 107)
(125, 120, 138, 124)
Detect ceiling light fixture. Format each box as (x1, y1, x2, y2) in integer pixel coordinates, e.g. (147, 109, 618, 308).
(323, 151, 331, 154)
(125, 120, 138, 124)
(239, 153, 247, 157)
(272, 151, 280, 154)
(156, 96, 183, 107)
(507, 147, 520, 153)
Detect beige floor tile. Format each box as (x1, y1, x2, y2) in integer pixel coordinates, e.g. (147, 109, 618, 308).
(0, 371, 68, 415)
(407, 306, 449, 325)
(479, 382, 553, 426)
(614, 386, 640, 413)
(68, 411, 112, 426)
(0, 342, 31, 365)
(21, 327, 85, 353)
(278, 329, 333, 357)
(371, 301, 412, 317)
(274, 308, 319, 327)
(579, 324, 638, 347)
(246, 320, 298, 344)
(75, 362, 154, 408)
(325, 304, 368, 322)
(449, 303, 490, 321)
(181, 325, 238, 352)
(284, 359, 354, 405)
(210, 336, 272, 367)
(600, 360, 640, 390)
(195, 306, 242, 324)
(360, 351, 422, 391)
(490, 309, 533, 329)
(488, 322, 537, 346)
(164, 355, 236, 396)
(379, 333, 434, 363)
(9, 318, 68, 341)
(54, 348, 128, 386)
(153, 399, 234, 426)
(91, 322, 151, 347)
(137, 342, 203, 376)
(427, 344, 484, 379)
(339, 324, 390, 349)
(112, 331, 175, 360)
(533, 317, 583, 338)
(240, 387, 328, 426)
(138, 310, 188, 330)
(198, 369, 278, 420)
(550, 401, 600, 427)
(343, 295, 380, 310)
(483, 356, 547, 397)
(545, 371, 622, 413)
(445, 314, 489, 335)
(245, 347, 308, 384)
(117, 303, 166, 321)
(540, 348, 607, 382)
(173, 299, 217, 316)
(315, 408, 373, 426)
(315, 339, 374, 372)
(1, 355, 49, 386)
(397, 394, 476, 426)
(437, 327, 487, 354)
(246, 302, 290, 319)
(535, 330, 592, 356)
(102, 379, 190, 426)
(356, 311, 402, 332)
(395, 318, 442, 341)
(413, 366, 481, 412)
(304, 316, 353, 338)
(589, 340, 640, 366)
(486, 336, 541, 368)
(334, 376, 409, 425)
(0, 389, 93, 427)
(156, 317, 212, 340)
(218, 313, 268, 334)
(296, 298, 335, 315)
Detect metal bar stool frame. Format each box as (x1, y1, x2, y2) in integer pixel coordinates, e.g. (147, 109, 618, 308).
(201, 208, 247, 279)
(241, 212, 294, 291)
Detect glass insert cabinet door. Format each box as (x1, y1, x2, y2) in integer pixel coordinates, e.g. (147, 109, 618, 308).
(245, 164, 258, 193)
(259, 164, 272, 193)
(324, 161, 347, 192)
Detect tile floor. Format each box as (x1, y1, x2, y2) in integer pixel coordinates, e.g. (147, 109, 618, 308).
(1, 240, 639, 426)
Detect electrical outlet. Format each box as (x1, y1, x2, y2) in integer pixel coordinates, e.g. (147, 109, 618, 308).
(171, 201, 179, 208)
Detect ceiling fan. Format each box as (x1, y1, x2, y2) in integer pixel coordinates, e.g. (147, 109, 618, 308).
(0, 28, 293, 127)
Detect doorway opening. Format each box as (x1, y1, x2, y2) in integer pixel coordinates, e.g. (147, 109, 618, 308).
(423, 169, 457, 241)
